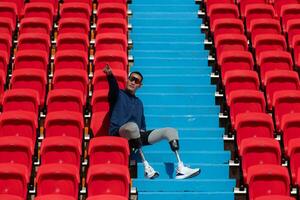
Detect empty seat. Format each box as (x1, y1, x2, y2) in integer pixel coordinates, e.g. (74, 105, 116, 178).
(0, 163, 29, 199)
(0, 194, 23, 200)
(40, 136, 82, 167)
(0, 111, 38, 144)
(249, 19, 281, 42)
(0, 136, 33, 173)
(14, 50, 48, 72)
(11, 69, 47, 106)
(2, 89, 40, 116)
(258, 51, 293, 83)
(44, 111, 84, 141)
(0, 34, 12, 57)
(58, 18, 90, 35)
(30, 0, 59, 16)
(273, 0, 299, 15)
(56, 33, 89, 53)
(254, 34, 287, 61)
(255, 195, 295, 200)
(286, 19, 300, 48)
(95, 33, 127, 52)
(218, 51, 254, 79)
(54, 50, 88, 71)
(0, 2, 17, 30)
(214, 34, 248, 60)
(281, 113, 300, 154)
(88, 136, 130, 166)
(98, 0, 127, 3)
(0, 70, 6, 99)
(92, 69, 127, 91)
(64, 0, 92, 9)
(264, 70, 300, 110)
(234, 113, 274, 150)
(0, 51, 8, 76)
(52, 69, 88, 104)
(293, 35, 300, 68)
(237, 0, 269, 16)
(247, 165, 290, 200)
(96, 18, 127, 35)
(240, 137, 281, 182)
(35, 194, 76, 200)
(286, 138, 300, 184)
(17, 33, 50, 56)
(87, 195, 127, 200)
(60, 3, 91, 21)
(87, 164, 130, 198)
(19, 17, 51, 35)
(280, 4, 300, 32)
(94, 50, 127, 72)
(91, 90, 109, 113)
(228, 90, 266, 127)
(23, 2, 54, 25)
(207, 4, 239, 28)
(0, 18, 13, 35)
(46, 89, 84, 113)
(223, 70, 260, 100)
(211, 19, 244, 41)
(204, 0, 235, 11)
(36, 164, 79, 199)
(90, 111, 110, 137)
(273, 90, 300, 131)
(97, 3, 127, 19)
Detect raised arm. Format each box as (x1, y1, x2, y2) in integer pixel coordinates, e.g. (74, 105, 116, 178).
(103, 64, 120, 105)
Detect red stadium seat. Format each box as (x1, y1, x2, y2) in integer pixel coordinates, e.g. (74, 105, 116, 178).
(287, 138, 300, 183)
(0, 18, 13, 35)
(0, 2, 17, 30)
(14, 50, 48, 72)
(218, 51, 254, 80)
(60, 3, 91, 21)
(87, 195, 127, 200)
(17, 33, 50, 56)
(264, 70, 300, 110)
(23, 2, 54, 25)
(237, 0, 269, 17)
(64, 0, 92, 9)
(204, 0, 235, 11)
(92, 69, 127, 91)
(0, 70, 5, 99)
(35, 194, 76, 200)
(0, 52, 8, 76)
(0, 111, 38, 144)
(54, 50, 88, 71)
(0, 163, 29, 199)
(44, 111, 84, 141)
(36, 164, 79, 199)
(30, 0, 59, 16)
(11, 69, 47, 106)
(223, 70, 259, 100)
(246, 165, 290, 200)
(240, 138, 281, 182)
(94, 50, 128, 72)
(273, 90, 300, 131)
(281, 113, 300, 153)
(293, 35, 300, 68)
(211, 19, 244, 41)
(19, 17, 51, 35)
(98, 0, 127, 3)
(95, 33, 127, 52)
(228, 90, 266, 127)
(46, 89, 84, 114)
(97, 3, 127, 19)
(249, 19, 281, 42)
(234, 113, 274, 150)
(286, 19, 300, 48)
(0, 34, 12, 57)
(273, 0, 299, 15)
(91, 90, 109, 113)
(255, 195, 295, 200)
(56, 33, 89, 53)
(58, 18, 90, 36)
(207, 4, 239, 28)
(88, 136, 130, 166)
(96, 18, 127, 35)
(90, 111, 110, 137)
(87, 164, 130, 198)
(215, 34, 248, 60)
(40, 136, 82, 167)
(280, 4, 300, 32)
(258, 51, 293, 83)
(0, 194, 23, 200)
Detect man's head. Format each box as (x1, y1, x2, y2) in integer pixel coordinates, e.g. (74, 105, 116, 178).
(126, 71, 143, 95)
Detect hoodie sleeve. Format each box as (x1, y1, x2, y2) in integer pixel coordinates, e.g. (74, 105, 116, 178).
(107, 73, 120, 106)
(141, 104, 146, 132)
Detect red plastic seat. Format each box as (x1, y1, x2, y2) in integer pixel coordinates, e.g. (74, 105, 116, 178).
(36, 164, 79, 199)
(0, 34, 12, 57)
(215, 34, 248, 60)
(58, 18, 90, 36)
(264, 70, 300, 110)
(207, 4, 239, 28)
(286, 19, 300, 48)
(30, 0, 59, 16)
(94, 50, 127, 72)
(280, 4, 300, 32)
(240, 137, 281, 182)
(0, 2, 17, 30)
(204, 0, 235, 11)
(41, 136, 82, 167)
(253, 34, 287, 61)
(91, 90, 109, 113)
(0, 18, 13, 35)
(287, 138, 300, 183)
(0, 52, 8, 77)
(228, 90, 266, 127)
(95, 33, 127, 52)
(87, 195, 127, 200)
(11, 69, 47, 106)
(223, 70, 259, 100)
(92, 69, 127, 91)
(87, 164, 130, 198)
(218, 51, 254, 80)
(54, 50, 88, 71)
(281, 113, 300, 154)
(211, 19, 244, 41)
(90, 111, 110, 137)
(18, 33, 50, 56)
(19, 17, 51, 35)
(234, 113, 274, 150)
(64, 0, 92, 9)
(0, 70, 6, 100)
(97, 3, 127, 19)
(273, 90, 300, 131)
(246, 165, 290, 200)
(255, 195, 295, 200)
(258, 51, 293, 83)
(2, 89, 40, 116)
(98, 0, 127, 3)
(44, 111, 84, 141)
(46, 89, 84, 114)
(273, 0, 299, 15)
(292, 35, 300, 68)
(0, 163, 29, 199)
(35, 194, 76, 200)
(96, 18, 127, 35)
(0, 136, 33, 173)
(88, 136, 130, 166)
(249, 19, 281, 42)
(60, 3, 91, 21)
(23, 2, 54, 25)
(0, 111, 38, 144)
(0, 194, 23, 200)
(56, 33, 89, 53)
(237, 0, 269, 17)
(14, 50, 48, 72)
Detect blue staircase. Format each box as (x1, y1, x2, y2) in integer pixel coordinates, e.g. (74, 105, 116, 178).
(129, 0, 235, 199)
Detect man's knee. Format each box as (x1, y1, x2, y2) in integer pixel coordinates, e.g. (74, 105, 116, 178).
(120, 122, 140, 139)
(163, 127, 179, 141)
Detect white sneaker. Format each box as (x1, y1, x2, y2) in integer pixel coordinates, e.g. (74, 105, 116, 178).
(144, 161, 159, 179)
(175, 162, 201, 179)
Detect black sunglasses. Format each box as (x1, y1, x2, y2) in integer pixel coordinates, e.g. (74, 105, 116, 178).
(128, 76, 142, 84)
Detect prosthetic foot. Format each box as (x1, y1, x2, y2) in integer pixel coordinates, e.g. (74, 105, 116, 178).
(144, 161, 159, 179)
(175, 161, 201, 179)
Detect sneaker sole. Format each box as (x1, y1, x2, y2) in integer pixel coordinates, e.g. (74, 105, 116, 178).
(175, 169, 201, 180)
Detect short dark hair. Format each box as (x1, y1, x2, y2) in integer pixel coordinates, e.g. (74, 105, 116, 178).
(129, 71, 143, 82)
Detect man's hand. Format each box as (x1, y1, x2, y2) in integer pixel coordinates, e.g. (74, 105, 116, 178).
(103, 64, 112, 75)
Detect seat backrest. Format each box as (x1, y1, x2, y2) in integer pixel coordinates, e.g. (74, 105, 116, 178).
(0, 34, 12, 56)
(90, 111, 110, 137)
(96, 18, 127, 35)
(212, 19, 244, 41)
(92, 69, 127, 91)
(287, 19, 300, 48)
(91, 90, 109, 113)
(30, 0, 59, 14)
(287, 138, 300, 183)
(97, 3, 127, 19)
(14, 50, 48, 72)
(237, 0, 269, 16)
(23, 3, 54, 25)
(208, 4, 239, 28)
(250, 19, 281, 43)
(60, 3, 91, 20)
(0, 3, 17, 28)
(205, 0, 235, 11)
(0, 53, 8, 77)
(54, 50, 88, 71)
(94, 50, 127, 72)
(58, 18, 90, 35)
(86, 194, 127, 200)
(56, 33, 89, 53)
(95, 33, 127, 52)
(281, 113, 300, 154)
(273, 0, 299, 15)
(0, 18, 13, 35)
(281, 4, 300, 32)
(255, 195, 296, 200)
(18, 33, 50, 56)
(293, 35, 300, 65)
(19, 17, 51, 35)
(64, 0, 92, 9)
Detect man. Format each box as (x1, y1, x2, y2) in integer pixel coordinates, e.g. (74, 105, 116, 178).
(103, 64, 200, 179)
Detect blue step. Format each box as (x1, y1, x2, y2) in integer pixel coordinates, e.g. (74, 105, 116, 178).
(144, 105, 219, 115)
(133, 12, 197, 18)
(132, 51, 206, 58)
(141, 74, 210, 84)
(133, 42, 206, 51)
(132, 0, 196, 5)
(131, 35, 204, 42)
(138, 192, 234, 200)
(140, 85, 215, 93)
(129, 5, 199, 12)
(131, 27, 201, 34)
(136, 67, 211, 75)
(164, 128, 224, 138)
